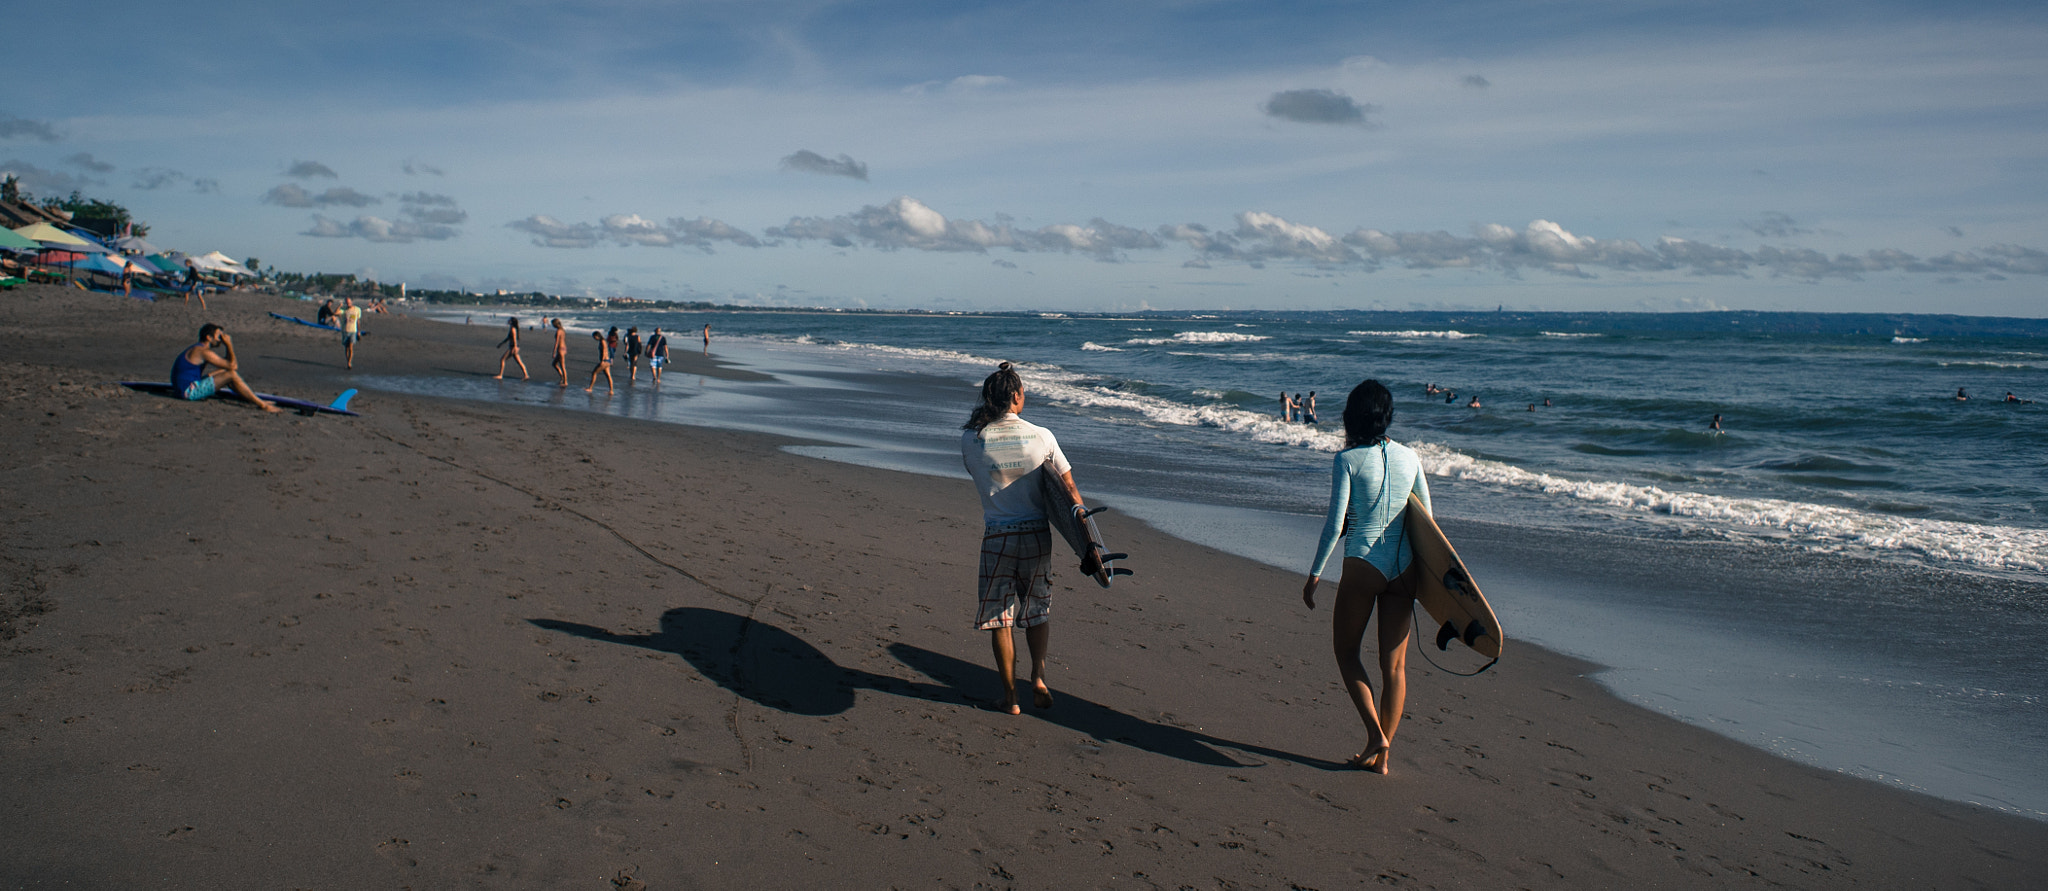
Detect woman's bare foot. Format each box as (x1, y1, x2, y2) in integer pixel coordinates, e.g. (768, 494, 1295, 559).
(1032, 679, 1053, 709)
(1347, 742, 1390, 774)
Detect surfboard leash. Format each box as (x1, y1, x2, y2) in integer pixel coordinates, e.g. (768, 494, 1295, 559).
(1411, 609, 1498, 677)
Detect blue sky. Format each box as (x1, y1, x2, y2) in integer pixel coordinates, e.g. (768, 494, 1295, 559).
(5, 1, 2046, 314)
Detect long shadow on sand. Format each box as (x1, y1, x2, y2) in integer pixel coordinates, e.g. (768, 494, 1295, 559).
(533, 607, 1339, 770)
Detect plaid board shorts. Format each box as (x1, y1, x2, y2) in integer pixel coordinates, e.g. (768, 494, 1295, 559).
(975, 521, 1053, 630)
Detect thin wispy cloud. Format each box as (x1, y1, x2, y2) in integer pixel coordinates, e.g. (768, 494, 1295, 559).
(303, 213, 459, 243)
(263, 184, 379, 208)
(402, 158, 445, 176)
(1743, 211, 1812, 238)
(64, 153, 115, 173)
(132, 167, 217, 192)
(0, 159, 96, 195)
(768, 196, 1158, 261)
(0, 114, 59, 142)
(508, 213, 761, 250)
(781, 150, 869, 181)
(1462, 74, 1491, 88)
(284, 160, 339, 179)
(1261, 89, 1376, 125)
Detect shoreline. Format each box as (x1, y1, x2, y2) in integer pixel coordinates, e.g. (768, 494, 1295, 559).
(3, 284, 2044, 886)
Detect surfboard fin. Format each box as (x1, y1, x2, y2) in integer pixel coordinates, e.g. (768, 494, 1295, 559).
(1108, 568, 1133, 578)
(1435, 621, 1459, 651)
(1099, 552, 1128, 563)
(329, 389, 358, 411)
(1080, 506, 1111, 519)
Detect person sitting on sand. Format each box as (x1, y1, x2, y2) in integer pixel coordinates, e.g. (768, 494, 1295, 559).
(171, 324, 281, 413)
(316, 299, 337, 327)
(1300, 379, 1431, 773)
(495, 316, 528, 380)
(551, 319, 569, 388)
(586, 330, 614, 395)
(961, 361, 1089, 715)
(648, 328, 669, 384)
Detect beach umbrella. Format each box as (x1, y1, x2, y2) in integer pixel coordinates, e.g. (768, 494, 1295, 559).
(73, 254, 132, 276)
(111, 235, 159, 255)
(12, 222, 102, 250)
(143, 253, 183, 273)
(194, 250, 253, 276)
(0, 227, 39, 251)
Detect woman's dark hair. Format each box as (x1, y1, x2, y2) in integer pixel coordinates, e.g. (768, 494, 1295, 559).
(507, 316, 519, 327)
(964, 362, 1024, 431)
(1342, 379, 1395, 448)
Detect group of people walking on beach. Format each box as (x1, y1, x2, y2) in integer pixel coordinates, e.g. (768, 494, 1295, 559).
(971, 364, 1427, 772)
(493, 317, 710, 393)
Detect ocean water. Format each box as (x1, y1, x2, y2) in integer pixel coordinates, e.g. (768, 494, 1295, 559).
(385, 307, 2047, 818)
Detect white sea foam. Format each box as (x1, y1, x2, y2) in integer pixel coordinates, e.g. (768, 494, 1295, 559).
(1541, 331, 1602, 338)
(1892, 336, 1928, 344)
(752, 332, 2045, 575)
(1938, 361, 2033, 369)
(1080, 341, 1124, 352)
(1127, 331, 1271, 345)
(1410, 443, 2047, 573)
(1348, 330, 1485, 339)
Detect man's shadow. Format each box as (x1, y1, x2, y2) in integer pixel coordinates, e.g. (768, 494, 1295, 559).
(532, 607, 1339, 770)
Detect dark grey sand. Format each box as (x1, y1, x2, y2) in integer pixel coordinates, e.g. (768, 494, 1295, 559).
(3, 284, 2043, 888)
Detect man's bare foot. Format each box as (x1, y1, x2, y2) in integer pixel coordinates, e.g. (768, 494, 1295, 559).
(1032, 680, 1053, 709)
(493, 374, 503, 379)
(584, 387, 594, 392)
(257, 401, 284, 414)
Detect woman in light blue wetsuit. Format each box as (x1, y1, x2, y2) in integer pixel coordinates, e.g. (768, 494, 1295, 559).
(1300, 379, 1430, 773)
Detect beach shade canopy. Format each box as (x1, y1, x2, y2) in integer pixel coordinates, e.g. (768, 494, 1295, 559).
(142, 253, 184, 273)
(73, 254, 134, 276)
(111, 235, 160, 254)
(12, 222, 103, 250)
(0, 227, 39, 250)
(193, 250, 254, 276)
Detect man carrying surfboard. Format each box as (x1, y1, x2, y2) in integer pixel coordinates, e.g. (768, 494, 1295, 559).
(961, 362, 1088, 716)
(1300, 379, 1430, 774)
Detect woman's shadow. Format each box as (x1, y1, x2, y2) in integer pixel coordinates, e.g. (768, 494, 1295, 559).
(532, 607, 1337, 770)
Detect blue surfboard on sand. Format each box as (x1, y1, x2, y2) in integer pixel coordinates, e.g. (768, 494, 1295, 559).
(119, 381, 359, 417)
(268, 312, 344, 332)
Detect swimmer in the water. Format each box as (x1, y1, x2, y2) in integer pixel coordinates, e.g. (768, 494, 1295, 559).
(1526, 403, 1536, 412)
(1709, 413, 1723, 432)
(1542, 397, 1552, 407)
(1466, 396, 1481, 409)
(1956, 387, 1969, 401)
(1444, 391, 1456, 404)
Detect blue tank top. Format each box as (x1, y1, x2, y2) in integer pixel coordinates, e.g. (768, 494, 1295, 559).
(171, 343, 207, 392)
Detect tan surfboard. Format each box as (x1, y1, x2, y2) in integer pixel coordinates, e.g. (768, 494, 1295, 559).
(1403, 493, 1504, 661)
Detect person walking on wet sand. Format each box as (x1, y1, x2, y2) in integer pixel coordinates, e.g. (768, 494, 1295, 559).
(1300, 379, 1431, 774)
(961, 362, 1088, 715)
(551, 319, 569, 387)
(340, 296, 363, 370)
(624, 326, 642, 383)
(585, 330, 615, 394)
(494, 316, 528, 380)
(647, 327, 669, 384)
(171, 324, 281, 413)
(701, 322, 712, 352)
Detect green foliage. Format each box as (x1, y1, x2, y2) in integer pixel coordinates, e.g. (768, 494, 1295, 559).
(53, 191, 150, 237)
(1, 175, 21, 204)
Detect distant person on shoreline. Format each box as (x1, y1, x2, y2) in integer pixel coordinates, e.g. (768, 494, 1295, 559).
(605, 327, 621, 372)
(172, 324, 281, 413)
(340, 297, 363, 370)
(1304, 391, 1319, 424)
(1280, 392, 1292, 422)
(702, 323, 712, 351)
(182, 261, 205, 309)
(961, 362, 1086, 716)
(624, 326, 642, 384)
(551, 319, 568, 387)
(494, 316, 528, 380)
(648, 328, 669, 384)
(586, 330, 615, 395)
(1301, 379, 1431, 774)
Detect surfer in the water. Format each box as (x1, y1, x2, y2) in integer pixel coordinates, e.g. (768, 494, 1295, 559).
(962, 362, 1088, 716)
(1300, 379, 1431, 773)
(494, 316, 528, 380)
